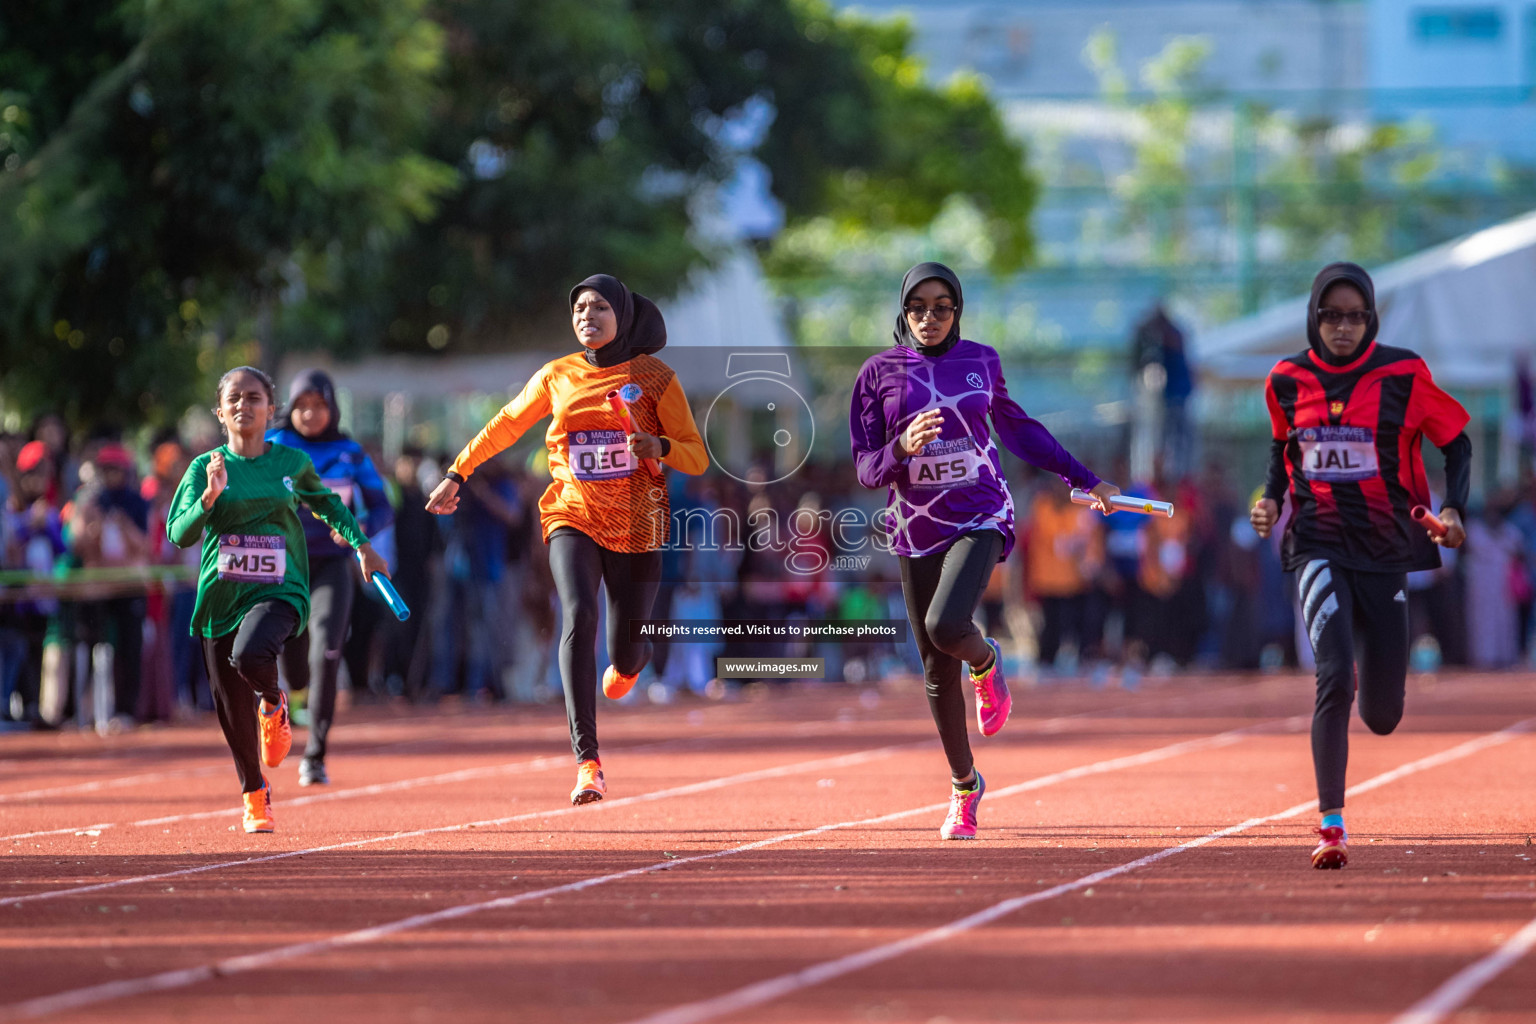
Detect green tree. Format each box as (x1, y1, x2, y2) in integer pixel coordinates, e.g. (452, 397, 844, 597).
(2, 0, 1036, 427)
(287, 0, 1036, 355)
(0, 0, 455, 430)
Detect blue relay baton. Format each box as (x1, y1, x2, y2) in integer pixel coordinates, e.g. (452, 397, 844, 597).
(356, 550, 410, 621)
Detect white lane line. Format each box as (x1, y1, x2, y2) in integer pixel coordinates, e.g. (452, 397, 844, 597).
(0, 755, 561, 843)
(0, 742, 920, 909)
(617, 718, 1536, 1024)
(1390, 914, 1536, 1024)
(0, 767, 226, 805)
(0, 721, 567, 805)
(2, 824, 117, 842)
(2, 725, 805, 842)
(0, 719, 1288, 1019)
(2, 684, 1243, 844)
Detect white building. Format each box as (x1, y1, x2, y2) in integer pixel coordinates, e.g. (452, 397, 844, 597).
(1368, 0, 1536, 161)
(842, 1, 1367, 101)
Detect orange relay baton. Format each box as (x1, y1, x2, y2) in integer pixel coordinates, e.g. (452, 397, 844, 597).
(605, 389, 661, 475)
(1411, 505, 1448, 538)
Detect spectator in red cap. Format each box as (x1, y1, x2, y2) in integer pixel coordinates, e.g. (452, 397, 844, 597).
(2, 439, 67, 725)
(70, 443, 151, 726)
(15, 440, 49, 476)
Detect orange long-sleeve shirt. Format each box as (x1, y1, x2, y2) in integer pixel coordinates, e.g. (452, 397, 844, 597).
(450, 352, 708, 553)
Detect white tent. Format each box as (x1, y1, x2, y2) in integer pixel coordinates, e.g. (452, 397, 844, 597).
(279, 250, 793, 400)
(1192, 208, 1536, 389)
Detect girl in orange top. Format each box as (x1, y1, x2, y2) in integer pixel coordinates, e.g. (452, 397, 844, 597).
(426, 275, 708, 804)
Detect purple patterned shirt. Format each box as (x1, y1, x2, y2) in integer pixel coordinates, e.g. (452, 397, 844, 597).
(849, 339, 1101, 560)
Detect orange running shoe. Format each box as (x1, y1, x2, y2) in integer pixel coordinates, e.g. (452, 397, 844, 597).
(259, 692, 292, 768)
(603, 666, 639, 700)
(242, 778, 274, 834)
(571, 759, 606, 805)
(1311, 825, 1348, 869)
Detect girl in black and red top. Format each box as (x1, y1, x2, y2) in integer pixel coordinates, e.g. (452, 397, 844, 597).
(1250, 262, 1470, 870)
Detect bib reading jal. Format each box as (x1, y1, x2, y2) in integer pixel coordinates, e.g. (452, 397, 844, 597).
(217, 534, 286, 584)
(1297, 426, 1378, 483)
(909, 437, 981, 489)
(570, 430, 634, 481)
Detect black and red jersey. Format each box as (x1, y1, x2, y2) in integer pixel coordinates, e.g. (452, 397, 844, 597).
(1265, 341, 1469, 572)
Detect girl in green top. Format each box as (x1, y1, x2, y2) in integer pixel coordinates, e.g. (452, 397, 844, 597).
(167, 366, 390, 834)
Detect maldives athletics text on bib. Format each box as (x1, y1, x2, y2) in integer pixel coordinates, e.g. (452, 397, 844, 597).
(569, 429, 634, 481)
(1296, 426, 1379, 483)
(217, 534, 286, 584)
(908, 436, 982, 489)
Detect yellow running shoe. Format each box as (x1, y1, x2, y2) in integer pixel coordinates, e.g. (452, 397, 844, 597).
(259, 692, 292, 768)
(571, 759, 606, 805)
(602, 666, 639, 700)
(242, 778, 274, 834)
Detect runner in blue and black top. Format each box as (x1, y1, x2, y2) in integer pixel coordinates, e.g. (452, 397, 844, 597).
(266, 369, 394, 786)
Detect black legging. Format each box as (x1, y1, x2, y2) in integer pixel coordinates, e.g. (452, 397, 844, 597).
(280, 555, 354, 761)
(898, 529, 1005, 780)
(203, 600, 299, 793)
(549, 528, 661, 763)
(1298, 559, 1409, 812)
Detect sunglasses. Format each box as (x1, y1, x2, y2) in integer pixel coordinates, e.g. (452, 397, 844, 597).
(1317, 309, 1371, 326)
(904, 303, 956, 322)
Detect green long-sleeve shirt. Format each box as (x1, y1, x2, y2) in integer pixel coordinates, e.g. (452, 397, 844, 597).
(167, 442, 368, 639)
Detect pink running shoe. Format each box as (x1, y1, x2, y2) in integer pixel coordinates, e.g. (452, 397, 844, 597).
(940, 771, 986, 840)
(1311, 825, 1348, 869)
(970, 637, 1011, 737)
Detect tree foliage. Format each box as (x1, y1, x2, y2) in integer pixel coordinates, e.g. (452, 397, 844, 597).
(0, 0, 1037, 428)
(300, 0, 1036, 356)
(0, 0, 455, 429)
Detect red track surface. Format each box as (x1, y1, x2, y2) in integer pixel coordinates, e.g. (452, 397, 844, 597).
(2, 672, 1534, 1023)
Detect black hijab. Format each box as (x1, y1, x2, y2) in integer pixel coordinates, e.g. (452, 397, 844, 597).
(569, 274, 668, 368)
(1306, 262, 1378, 366)
(286, 368, 345, 442)
(893, 261, 963, 358)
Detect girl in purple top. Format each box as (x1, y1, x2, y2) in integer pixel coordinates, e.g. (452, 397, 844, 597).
(850, 262, 1119, 839)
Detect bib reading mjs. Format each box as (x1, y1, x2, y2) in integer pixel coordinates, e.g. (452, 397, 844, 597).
(217, 534, 286, 584)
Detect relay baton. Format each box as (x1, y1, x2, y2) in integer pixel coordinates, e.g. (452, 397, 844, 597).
(356, 551, 410, 621)
(1411, 505, 1448, 538)
(1070, 488, 1175, 519)
(605, 390, 662, 475)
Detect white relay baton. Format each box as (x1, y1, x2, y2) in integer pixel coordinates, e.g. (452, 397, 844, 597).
(1070, 488, 1175, 518)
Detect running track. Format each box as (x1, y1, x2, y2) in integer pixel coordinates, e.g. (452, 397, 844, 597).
(2, 672, 1533, 1023)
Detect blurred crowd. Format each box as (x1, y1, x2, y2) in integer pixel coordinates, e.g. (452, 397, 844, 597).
(4, 414, 1535, 731)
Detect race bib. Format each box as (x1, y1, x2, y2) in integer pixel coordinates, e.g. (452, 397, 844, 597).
(1297, 426, 1379, 482)
(217, 534, 287, 584)
(908, 437, 981, 489)
(569, 430, 634, 481)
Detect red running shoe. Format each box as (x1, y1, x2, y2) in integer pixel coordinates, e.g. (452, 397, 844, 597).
(1311, 825, 1348, 869)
